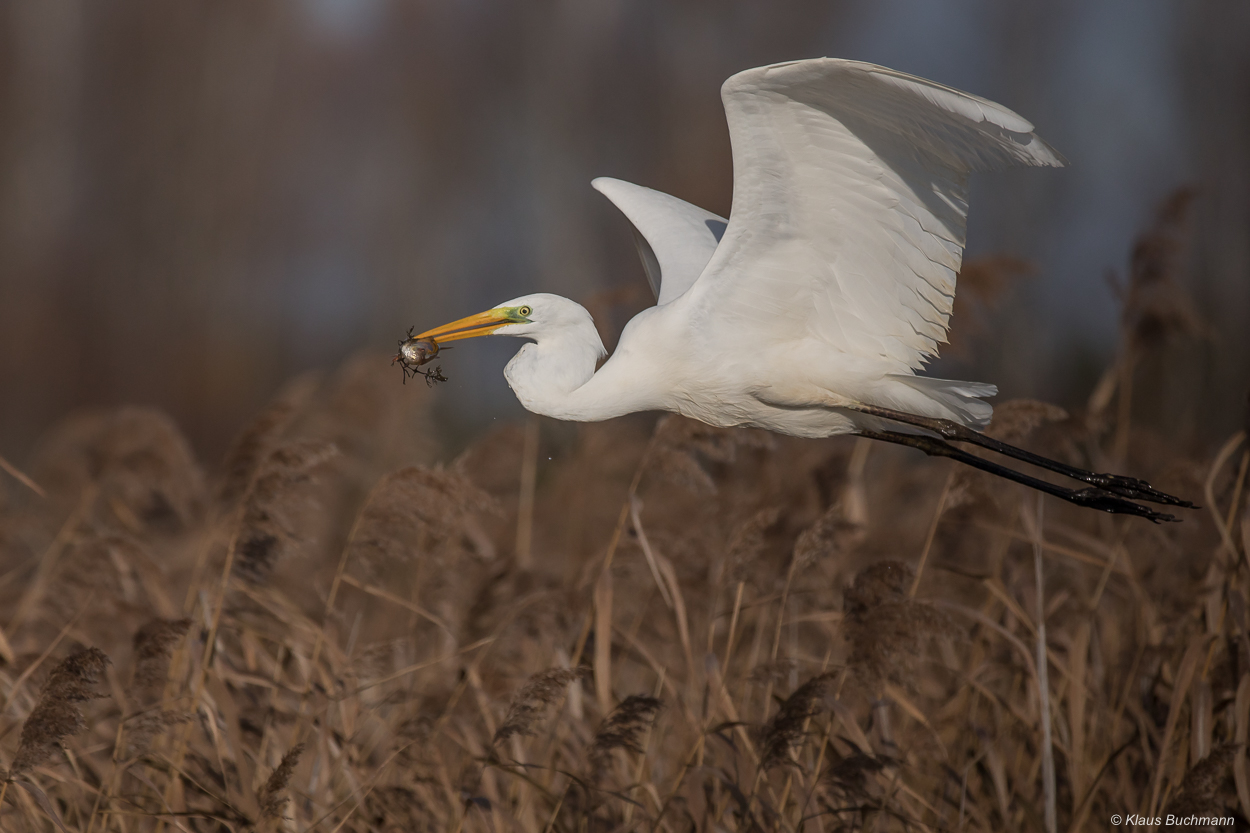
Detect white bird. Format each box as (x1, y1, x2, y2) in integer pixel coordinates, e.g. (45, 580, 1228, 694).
(409, 58, 1190, 521)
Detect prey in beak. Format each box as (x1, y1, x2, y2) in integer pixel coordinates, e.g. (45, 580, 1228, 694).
(395, 305, 522, 382)
(394, 306, 527, 386)
(393, 326, 449, 386)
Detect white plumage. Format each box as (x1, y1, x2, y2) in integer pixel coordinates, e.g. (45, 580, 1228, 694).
(412, 58, 1194, 520)
(420, 58, 1062, 437)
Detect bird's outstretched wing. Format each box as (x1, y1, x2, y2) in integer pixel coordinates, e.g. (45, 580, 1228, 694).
(685, 58, 1064, 370)
(592, 177, 727, 305)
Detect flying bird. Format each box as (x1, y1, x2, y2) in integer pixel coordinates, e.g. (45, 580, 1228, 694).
(410, 58, 1191, 521)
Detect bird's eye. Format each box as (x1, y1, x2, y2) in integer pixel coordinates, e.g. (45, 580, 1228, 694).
(518, 306, 532, 317)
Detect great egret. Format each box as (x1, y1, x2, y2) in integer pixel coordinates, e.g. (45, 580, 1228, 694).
(408, 58, 1191, 521)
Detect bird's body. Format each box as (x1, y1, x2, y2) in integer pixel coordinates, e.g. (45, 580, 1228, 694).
(497, 292, 979, 439)
(414, 58, 1192, 521)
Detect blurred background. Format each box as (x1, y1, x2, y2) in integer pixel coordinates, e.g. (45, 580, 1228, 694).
(1, 0, 1246, 464)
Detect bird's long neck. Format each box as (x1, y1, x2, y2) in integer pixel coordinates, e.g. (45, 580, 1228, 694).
(503, 321, 652, 422)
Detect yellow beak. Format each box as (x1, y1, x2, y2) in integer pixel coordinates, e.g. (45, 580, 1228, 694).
(416, 308, 513, 342)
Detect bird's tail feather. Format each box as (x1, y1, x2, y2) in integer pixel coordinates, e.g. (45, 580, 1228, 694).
(882, 374, 997, 428)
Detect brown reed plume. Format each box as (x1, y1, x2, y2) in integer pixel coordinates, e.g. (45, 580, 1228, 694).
(793, 501, 864, 569)
(726, 506, 782, 584)
(983, 399, 1070, 445)
(258, 743, 305, 822)
(1119, 187, 1203, 353)
(824, 750, 888, 801)
(944, 254, 1035, 359)
(759, 672, 837, 770)
(348, 465, 492, 572)
(218, 374, 320, 506)
(7, 647, 111, 778)
(1089, 187, 1204, 456)
(123, 709, 192, 759)
(652, 414, 771, 493)
(843, 561, 952, 691)
(588, 695, 662, 783)
(1161, 743, 1237, 822)
(27, 407, 205, 530)
(131, 617, 192, 691)
(493, 668, 585, 747)
(234, 440, 339, 583)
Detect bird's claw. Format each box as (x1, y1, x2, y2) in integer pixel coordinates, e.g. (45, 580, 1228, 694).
(1081, 473, 1196, 508)
(1068, 487, 1179, 523)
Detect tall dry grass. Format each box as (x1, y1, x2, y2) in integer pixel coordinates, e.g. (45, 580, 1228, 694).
(0, 190, 1244, 831)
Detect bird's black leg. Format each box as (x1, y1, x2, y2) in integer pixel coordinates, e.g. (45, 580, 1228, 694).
(858, 430, 1179, 522)
(850, 404, 1193, 509)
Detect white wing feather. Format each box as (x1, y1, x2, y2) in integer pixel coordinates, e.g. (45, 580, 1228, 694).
(592, 177, 727, 305)
(685, 58, 1064, 371)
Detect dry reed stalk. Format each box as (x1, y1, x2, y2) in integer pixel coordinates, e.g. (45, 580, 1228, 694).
(757, 551, 800, 727)
(1026, 494, 1057, 833)
(1148, 636, 1208, 818)
(1234, 675, 1250, 819)
(159, 500, 252, 828)
(577, 429, 660, 712)
(629, 496, 673, 609)
(1, 600, 93, 713)
(515, 416, 540, 569)
(337, 573, 450, 630)
(1066, 618, 1092, 808)
(1226, 448, 1249, 549)
(593, 567, 615, 716)
(629, 497, 693, 678)
(291, 471, 404, 744)
(723, 580, 746, 679)
(911, 472, 953, 597)
(7, 484, 96, 633)
(0, 454, 45, 498)
(1206, 432, 1248, 565)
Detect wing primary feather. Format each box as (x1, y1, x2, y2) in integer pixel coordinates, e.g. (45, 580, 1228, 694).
(684, 57, 1063, 373)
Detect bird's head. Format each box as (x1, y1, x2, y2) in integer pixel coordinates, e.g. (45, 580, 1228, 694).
(415, 293, 597, 344)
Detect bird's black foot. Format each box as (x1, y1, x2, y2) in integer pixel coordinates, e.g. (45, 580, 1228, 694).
(850, 403, 1193, 515)
(1075, 472, 1194, 508)
(1064, 486, 1178, 522)
(857, 427, 1183, 523)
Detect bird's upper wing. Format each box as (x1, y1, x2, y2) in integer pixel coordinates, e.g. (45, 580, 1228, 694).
(684, 58, 1064, 370)
(592, 177, 727, 305)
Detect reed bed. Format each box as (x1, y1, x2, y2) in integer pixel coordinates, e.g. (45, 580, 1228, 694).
(0, 191, 1244, 831)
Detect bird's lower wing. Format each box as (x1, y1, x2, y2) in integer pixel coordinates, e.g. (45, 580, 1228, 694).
(684, 58, 1064, 371)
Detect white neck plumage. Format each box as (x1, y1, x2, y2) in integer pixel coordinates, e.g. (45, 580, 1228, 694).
(502, 312, 655, 422)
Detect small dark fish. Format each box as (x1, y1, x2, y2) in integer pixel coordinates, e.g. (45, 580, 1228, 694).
(393, 328, 448, 386)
